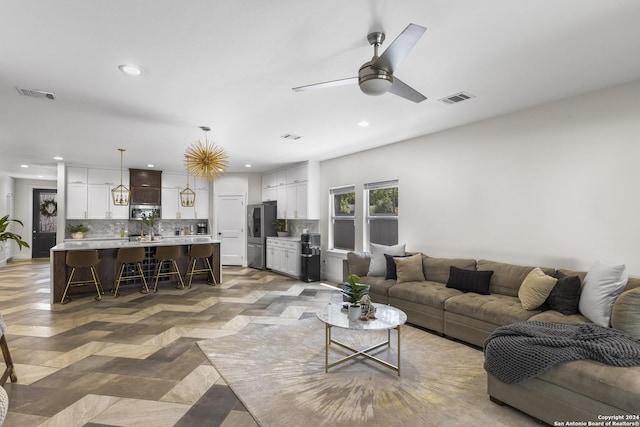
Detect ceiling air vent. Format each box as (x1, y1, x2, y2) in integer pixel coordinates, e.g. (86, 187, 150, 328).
(440, 91, 475, 105)
(15, 87, 57, 100)
(281, 134, 302, 140)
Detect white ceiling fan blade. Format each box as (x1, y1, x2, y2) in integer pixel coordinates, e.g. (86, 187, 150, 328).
(292, 77, 358, 92)
(374, 23, 426, 73)
(389, 77, 426, 103)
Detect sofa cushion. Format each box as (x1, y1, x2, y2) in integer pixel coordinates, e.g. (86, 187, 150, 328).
(347, 252, 370, 277)
(518, 267, 557, 310)
(446, 267, 492, 295)
(544, 271, 582, 315)
(389, 281, 462, 309)
(395, 254, 425, 283)
(528, 310, 589, 324)
(477, 260, 554, 297)
(611, 287, 640, 339)
(384, 254, 407, 280)
(579, 261, 628, 327)
(359, 276, 396, 302)
(422, 256, 476, 284)
(368, 243, 405, 276)
(445, 293, 540, 326)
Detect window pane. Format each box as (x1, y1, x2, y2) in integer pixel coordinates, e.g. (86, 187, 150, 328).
(334, 219, 355, 250)
(369, 188, 398, 216)
(334, 192, 355, 216)
(370, 218, 398, 246)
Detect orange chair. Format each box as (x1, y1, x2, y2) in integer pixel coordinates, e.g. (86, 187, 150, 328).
(151, 246, 184, 292)
(186, 244, 217, 288)
(61, 250, 104, 303)
(113, 247, 150, 297)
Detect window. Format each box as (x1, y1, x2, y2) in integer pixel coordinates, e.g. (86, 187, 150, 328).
(330, 185, 355, 251)
(365, 180, 398, 247)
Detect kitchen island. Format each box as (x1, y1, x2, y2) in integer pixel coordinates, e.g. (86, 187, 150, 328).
(50, 236, 220, 303)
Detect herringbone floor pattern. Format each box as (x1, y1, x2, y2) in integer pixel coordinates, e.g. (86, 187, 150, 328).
(0, 259, 337, 426)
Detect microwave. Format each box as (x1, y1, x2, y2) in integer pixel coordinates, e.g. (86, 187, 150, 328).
(130, 205, 161, 220)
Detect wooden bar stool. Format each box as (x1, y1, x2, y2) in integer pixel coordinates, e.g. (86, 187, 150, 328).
(60, 249, 104, 304)
(186, 244, 217, 288)
(113, 247, 150, 297)
(152, 245, 184, 292)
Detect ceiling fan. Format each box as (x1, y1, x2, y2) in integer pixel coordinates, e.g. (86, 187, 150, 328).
(293, 23, 427, 103)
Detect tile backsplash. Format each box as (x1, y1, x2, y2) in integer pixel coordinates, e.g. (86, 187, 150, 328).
(66, 219, 208, 239)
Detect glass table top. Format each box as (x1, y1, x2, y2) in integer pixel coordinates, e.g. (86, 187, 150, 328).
(317, 303, 407, 330)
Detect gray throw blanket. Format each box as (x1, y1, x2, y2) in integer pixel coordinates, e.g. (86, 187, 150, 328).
(483, 321, 640, 384)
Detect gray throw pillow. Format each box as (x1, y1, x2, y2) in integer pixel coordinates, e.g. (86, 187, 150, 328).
(367, 243, 405, 276)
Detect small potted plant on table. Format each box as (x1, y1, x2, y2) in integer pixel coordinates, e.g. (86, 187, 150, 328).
(275, 219, 288, 237)
(341, 274, 370, 321)
(67, 224, 90, 239)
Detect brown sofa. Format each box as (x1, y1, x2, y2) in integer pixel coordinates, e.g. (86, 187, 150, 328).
(343, 252, 640, 424)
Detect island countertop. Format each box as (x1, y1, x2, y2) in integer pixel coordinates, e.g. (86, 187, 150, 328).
(50, 236, 221, 303)
(52, 235, 219, 251)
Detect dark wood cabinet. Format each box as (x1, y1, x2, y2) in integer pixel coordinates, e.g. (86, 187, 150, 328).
(130, 169, 162, 205)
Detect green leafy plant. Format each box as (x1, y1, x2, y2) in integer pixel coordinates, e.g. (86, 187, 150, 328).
(141, 211, 159, 227)
(275, 219, 287, 232)
(67, 224, 89, 233)
(0, 215, 30, 250)
(341, 274, 370, 306)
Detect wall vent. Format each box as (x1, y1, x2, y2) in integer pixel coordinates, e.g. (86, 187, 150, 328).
(440, 91, 475, 105)
(15, 87, 57, 100)
(281, 134, 302, 140)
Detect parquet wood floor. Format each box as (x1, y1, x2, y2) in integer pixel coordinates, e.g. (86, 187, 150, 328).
(0, 259, 337, 426)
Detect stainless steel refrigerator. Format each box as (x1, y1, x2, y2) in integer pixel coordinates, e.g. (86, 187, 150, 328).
(247, 203, 277, 269)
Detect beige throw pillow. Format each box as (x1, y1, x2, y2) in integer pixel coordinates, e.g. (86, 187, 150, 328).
(395, 254, 425, 283)
(518, 267, 558, 310)
(610, 287, 640, 339)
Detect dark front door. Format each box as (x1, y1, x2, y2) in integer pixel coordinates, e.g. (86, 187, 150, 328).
(32, 189, 58, 258)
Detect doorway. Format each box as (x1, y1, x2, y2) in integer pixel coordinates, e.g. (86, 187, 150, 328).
(216, 194, 245, 266)
(32, 188, 58, 258)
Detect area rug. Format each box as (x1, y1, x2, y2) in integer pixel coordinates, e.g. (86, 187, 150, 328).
(197, 318, 539, 427)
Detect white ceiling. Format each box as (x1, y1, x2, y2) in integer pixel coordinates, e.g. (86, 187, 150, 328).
(2, 0, 640, 180)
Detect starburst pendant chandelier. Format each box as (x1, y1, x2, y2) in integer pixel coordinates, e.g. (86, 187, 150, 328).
(184, 126, 228, 180)
(111, 148, 130, 206)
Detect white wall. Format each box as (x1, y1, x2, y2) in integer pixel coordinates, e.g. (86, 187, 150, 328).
(320, 80, 640, 281)
(13, 178, 57, 259)
(0, 173, 15, 264)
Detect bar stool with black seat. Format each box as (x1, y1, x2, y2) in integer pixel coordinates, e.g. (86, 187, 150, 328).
(60, 249, 104, 304)
(152, 245, 185, 292)
(112, 246, 150, 297)
(186, 244, 217, 288)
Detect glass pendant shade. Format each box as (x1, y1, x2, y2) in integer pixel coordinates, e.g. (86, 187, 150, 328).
(112, 148, 130, 206)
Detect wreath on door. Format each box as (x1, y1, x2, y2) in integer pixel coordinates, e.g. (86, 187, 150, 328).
(39, 199, 58, 218)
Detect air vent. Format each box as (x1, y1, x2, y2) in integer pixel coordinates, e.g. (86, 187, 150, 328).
(440, 91, 475, 105)
(15, 87, 57, 100)
(281, 134, 302, 140)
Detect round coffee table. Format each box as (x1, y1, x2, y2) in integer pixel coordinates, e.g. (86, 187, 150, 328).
(317, 302, 407, 375)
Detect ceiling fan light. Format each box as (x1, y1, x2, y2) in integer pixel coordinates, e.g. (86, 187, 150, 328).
(359, 76, 393, 96)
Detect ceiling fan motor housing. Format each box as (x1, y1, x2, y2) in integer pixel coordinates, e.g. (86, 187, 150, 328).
(358, 60, 393, 96)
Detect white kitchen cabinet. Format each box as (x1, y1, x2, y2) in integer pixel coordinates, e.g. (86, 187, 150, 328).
(67, 167, 88, 184)
(262, 161, 319, 219)
(193, 188, 209, 219)
(87, 184, 129, 219)
(266, 238, 301, 277)
(67, 183, 88, 219)
(88, 168, 127, 186)
(161, 177, 208, 220)
(161, 187, 182, 219)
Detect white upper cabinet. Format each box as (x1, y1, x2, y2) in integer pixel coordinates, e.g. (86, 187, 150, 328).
(161, 173, 209, 219)
(88, 168, 128, 186)
(262, 161, 319, 219)
(67, 167, 87, 183)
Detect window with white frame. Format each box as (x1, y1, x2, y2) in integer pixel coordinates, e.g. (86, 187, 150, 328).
(365, 180, 398, 247)
(330, 185, 355, 251)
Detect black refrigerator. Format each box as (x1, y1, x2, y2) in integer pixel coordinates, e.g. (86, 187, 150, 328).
(247, 203, 277, 269)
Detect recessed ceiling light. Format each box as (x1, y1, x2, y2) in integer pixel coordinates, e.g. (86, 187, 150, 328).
(118, 64, 143, 76)
(358, 121, 370, 127)
(20, 164, 28, 168)
(147, 164, 154, 168)
(245, 164, 252, 168)
(53, 156, 63, 160)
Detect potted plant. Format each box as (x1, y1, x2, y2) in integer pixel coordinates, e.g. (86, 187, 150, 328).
(141, 211, 159, 240)
(275, 219, 288, 237)
(341, 274, 370, 320)
(67, 224, 90, 239)
(0, 215, 30, 250)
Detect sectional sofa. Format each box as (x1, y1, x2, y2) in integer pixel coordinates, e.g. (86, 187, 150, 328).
(342, 251, 640, 425)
